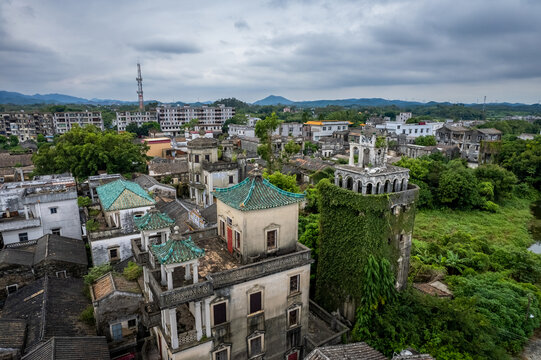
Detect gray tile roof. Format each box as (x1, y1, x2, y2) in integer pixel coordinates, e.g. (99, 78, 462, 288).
(33, 234, 88, 266)
(0, 318, 26, 351)
(0, 248, 35, 267)
(22, 337, 110, 360)
(305, 343, 387, 360)
(1, 277, 95, 353)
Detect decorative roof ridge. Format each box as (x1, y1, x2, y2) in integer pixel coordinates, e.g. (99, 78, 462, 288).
(240, 178, 257, 208)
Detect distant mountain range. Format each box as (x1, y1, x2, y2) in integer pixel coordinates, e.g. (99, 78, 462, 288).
(1, 90, 537, 108)
(252, 95, 536, 108)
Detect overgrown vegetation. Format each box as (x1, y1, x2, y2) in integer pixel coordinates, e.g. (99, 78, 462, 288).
(123, 261, 143, 280)
(79, 305, 95, 326)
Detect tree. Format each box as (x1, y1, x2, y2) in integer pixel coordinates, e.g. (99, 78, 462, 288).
(8, 135, 18, 148)
(182, 118, 199, 131)
(125, 121, 161, 137)
(255, 112, 281, 171)
(222, 113, 247, 133)
(474, 164, 517, 201)
(438, 167, 482, 209)
(32, 125, 149, 179)
(263, 170, 300, 193)
(414, 135, 437, 146)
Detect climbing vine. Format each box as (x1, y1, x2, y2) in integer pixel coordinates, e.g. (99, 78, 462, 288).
(315, 179, 416, 311)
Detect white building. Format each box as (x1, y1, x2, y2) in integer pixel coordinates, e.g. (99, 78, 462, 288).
(228, 124, 256, 138)
(376, 121, 443, 138)
(115, 111, 158, 131)
(396, 112, 412, 123)
(53, 111, 104, 134)
(273, 122, 303, 137)
(89, 179, 156, 265)
(0, 175, 82, 246)
(305, 120, 351, 141)
(157, 104, 235, 136)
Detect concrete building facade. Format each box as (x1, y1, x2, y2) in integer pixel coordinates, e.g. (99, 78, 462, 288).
(115, 111, 158, 132)
(157, 105, 234, 137)
(53, 111, 104, 134)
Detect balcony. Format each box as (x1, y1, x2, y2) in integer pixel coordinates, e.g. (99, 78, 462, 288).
(131, 238, 149, 266)
(0, 213, 40, 232)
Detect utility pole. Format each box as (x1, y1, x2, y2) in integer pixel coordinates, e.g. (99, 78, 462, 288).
(136, 63, 144, 111)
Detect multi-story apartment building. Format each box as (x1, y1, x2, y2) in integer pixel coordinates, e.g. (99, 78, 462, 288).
(114, 111, 158, 131)
(0, 174, 82, 246)
(157, 104, 235, 136)
(395, 112, 412, 123)
(0, 112, 54, 141)
(133, 174, 313, 360)
(304, 120, 351, 141)
(53, 111, 103, 134)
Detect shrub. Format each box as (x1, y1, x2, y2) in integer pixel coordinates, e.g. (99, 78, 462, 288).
(79, 305, 95, 326)
(124, 261, 142, 281)
(77, 196, 92, 207)
(84, 264, 112, 285)
(86, 219, 99, 232)
(482, 201, 499, 213)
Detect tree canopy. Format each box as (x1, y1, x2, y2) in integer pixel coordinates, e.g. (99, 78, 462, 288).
(255, 112, 281, 171)
(32, 125, 149, 179)
(125, 121, 161, 137)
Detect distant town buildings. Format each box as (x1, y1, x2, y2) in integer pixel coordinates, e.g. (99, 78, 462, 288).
(53, 111, 104, 134)
(157, 104, 234, 136)
(436, 124, 502, 162)
(114, 111, 158, 131)
(1, 112, 54, 141)
(304, 120, 351, 141)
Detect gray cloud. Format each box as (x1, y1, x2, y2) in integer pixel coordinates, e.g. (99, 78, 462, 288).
(234, 19, 250, 30)
(0, 0, 540, 103)
(131, 39, 201, 55)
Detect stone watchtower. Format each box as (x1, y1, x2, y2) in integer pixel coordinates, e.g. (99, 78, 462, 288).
(316, 134, 419, 322)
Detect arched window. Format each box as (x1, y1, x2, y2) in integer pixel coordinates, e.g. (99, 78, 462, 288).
(346, 177, 353, 190)
(375, 182, 381, 194)
(366, 183, 373, 194)
(393, 178, 399, 192)
(401, 178, 406, 190)
(357, 180, 363, 193)
(385, 180, 392, 193)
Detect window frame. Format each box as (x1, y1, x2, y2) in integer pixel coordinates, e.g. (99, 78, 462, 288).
(18, 232, 28, 242)
(234, 230, 241, 250)
(49, 207, 58, 214)
(229, 175, 234, 184)
(287, 306, 301, 329)
(247, 332, 265, 358)
(285, 349, 301, 360)
(211, 300, 228, 327)
(110, 322, 123, 341)
(6, 284, 18, 294)
(56, 270, 67, 278)
(108, 247, 120, 262)
(127, 318, 137, 329)
(51, 228, 61, 236)
(265, 228, 278, 252)
(248, 290, 264, 315)
(212, 346, 230, 360)
(289, 274, 300, 295)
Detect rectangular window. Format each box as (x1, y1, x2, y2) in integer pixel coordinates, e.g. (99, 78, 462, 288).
(111, 323, 123, 341)
(194, 154, 200, 163)
(109, 247, 120, 261)
(18, 233, 28, 242)
(287, 328, 301, 349)
(287, 351, 299, 360)
(214, 349, 229, 360)
(234, 231, 241, 250)
(229, 175, 234, 184)
(213, 302, 227, 326)
(249, 335, 263, 357)
(51, 228, 61, 236)
(288, 307, 300, 328)
(128, 319, 137, 328)
(289, 274, 300, 294)
(249, 292, 262, 314)
(227, 217, 232, 226)
(6, 284, 18, 294)
(50, 207, 58, 214)
(205, 154, 210, 162)
(56, 270, 67, 278)
(266, 230, 277, 250)
(196, 174, 200, 183)
(220, 220, 225, 237)
(205, 176, 208, 184)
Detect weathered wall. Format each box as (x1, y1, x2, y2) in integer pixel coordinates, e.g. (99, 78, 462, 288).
(216, 201, 299, 260)
(37, 198, 82, 240)
(91, 234, 138, 266)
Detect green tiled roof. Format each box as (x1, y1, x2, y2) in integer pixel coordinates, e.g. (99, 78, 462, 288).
(213, 176, 305, 211)
(96, 179, 155, 211)
(134, 210, 174, 230)
(150, 236, 205, 265)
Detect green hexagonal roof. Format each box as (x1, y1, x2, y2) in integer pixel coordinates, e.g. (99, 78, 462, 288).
(150, 236, 205, 265)
(213, 176, 305, 211)
(134, 209, 174, 230)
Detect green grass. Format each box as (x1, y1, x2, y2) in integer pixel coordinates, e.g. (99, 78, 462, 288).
(413, 197, 535, 248)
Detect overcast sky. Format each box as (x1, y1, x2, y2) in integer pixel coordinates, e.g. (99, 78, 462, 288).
(1, 0, 540, 104)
